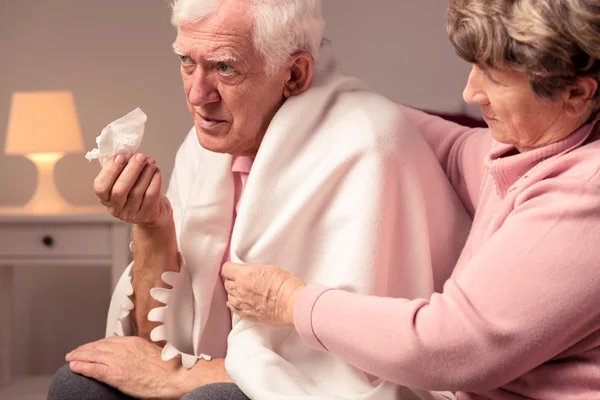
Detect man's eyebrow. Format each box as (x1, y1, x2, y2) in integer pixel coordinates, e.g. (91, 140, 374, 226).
(172, 42, 185, 56)
(205, 53, 238, 63)
(171, 43, 238, 64)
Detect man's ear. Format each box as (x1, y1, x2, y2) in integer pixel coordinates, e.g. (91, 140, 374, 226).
(282, 52, 315, 99)
(564, 76, 598, 119)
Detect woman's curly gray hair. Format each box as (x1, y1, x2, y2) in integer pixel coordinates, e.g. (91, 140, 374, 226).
(447, 0, 600, 116)
(171, 0, 325, 75)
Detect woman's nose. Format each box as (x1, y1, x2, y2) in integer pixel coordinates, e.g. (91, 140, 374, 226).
(463, 66, 489, 105)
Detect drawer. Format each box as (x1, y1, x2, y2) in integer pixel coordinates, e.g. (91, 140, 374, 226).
(0, 224, 111, 258)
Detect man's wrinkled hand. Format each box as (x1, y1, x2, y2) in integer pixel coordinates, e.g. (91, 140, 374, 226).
(66, 336, 185, 400)
(93, 153, 172, 228)
(221, 262, 306, 326)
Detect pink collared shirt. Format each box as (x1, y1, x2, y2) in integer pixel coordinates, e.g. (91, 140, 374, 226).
(222, 156, 253, 267)
(232, 156, 253, 213)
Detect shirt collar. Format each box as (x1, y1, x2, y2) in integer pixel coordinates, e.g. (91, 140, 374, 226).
(232, 156, 253, 174)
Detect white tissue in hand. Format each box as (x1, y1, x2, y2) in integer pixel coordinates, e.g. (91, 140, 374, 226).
(85, 108, 147, 167)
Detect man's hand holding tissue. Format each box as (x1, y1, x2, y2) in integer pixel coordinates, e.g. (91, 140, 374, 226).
(93, 152, 171, 228)
(94, 153, 180, 342)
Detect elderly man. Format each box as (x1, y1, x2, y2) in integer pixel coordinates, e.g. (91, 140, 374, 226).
(48, 0, 470, 399)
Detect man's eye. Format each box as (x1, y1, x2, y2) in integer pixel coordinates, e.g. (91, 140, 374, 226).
(218, 63, 236, 75)
(180, 55, 193, 65)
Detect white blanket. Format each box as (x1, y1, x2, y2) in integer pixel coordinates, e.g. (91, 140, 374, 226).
(106, 50, 470, 400)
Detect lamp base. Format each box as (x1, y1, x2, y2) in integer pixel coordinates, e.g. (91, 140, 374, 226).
(24, 153, 73, 214)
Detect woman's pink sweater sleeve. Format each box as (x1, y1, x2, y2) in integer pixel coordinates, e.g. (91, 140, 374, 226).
(294, 177, 600, 392)
(399, 105, 493, 215)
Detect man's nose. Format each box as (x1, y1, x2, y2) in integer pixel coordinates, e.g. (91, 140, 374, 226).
(463, 65, 489, 105)
(188, 70, 220, 106)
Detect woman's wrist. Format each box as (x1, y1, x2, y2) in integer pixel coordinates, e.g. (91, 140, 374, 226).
(284, 280, 306, 326)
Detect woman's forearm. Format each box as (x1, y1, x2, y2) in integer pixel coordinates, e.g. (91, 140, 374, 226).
(294, 184, 600, 392)
(399, 105, 491, 214)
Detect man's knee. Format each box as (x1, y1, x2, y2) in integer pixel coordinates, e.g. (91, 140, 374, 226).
(182, 383, 250, 400)
(47, 364, 132, 400)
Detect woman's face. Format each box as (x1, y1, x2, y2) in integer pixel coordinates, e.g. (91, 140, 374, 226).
(463, 65, 583, 152)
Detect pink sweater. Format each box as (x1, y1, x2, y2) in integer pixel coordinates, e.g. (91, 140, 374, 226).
(294, 107, 600, 399)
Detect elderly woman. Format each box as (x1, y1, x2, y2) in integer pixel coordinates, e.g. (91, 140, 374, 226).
(223, 0, 600, 398)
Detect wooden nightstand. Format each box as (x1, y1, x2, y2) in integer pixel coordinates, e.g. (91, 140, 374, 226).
(0, 206, 130, 398)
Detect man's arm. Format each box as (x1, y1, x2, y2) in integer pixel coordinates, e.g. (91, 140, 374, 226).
(66, 336, 232, 400)
(131, 222, 180, 342)
(129, 134, 202, 342)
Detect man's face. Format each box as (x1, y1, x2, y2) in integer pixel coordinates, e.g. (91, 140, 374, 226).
(175, 4, 290, 157)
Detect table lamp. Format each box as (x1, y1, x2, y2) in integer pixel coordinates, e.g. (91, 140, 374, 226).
(4, 91, 85, 212)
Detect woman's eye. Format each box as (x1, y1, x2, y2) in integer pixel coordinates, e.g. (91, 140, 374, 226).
(487, 73, 500, 85)
(484, 69, 503, 85)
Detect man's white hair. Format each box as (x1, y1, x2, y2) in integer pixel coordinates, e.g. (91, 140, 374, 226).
(171, 0, 325, 74)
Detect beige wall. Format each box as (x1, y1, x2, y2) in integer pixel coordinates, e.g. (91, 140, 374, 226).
(0, 0, 471, 376)
(322, 1, 471, 112)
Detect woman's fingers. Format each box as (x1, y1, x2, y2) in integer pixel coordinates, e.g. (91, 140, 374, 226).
(222, 264, 305, 326)
(224, 278, 236, 293)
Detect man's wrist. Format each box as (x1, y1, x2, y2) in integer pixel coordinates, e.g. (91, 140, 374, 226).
(133, 221, 176, 246)
(160, 365, 191, 399)
(167, 358, 232, 396)
(132, 222, 179, 270)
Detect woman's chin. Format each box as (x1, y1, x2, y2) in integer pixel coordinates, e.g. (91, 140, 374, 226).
(488, 130, 508, 144)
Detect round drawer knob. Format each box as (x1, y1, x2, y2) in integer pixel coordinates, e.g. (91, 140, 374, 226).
(42, 235, 55, 247)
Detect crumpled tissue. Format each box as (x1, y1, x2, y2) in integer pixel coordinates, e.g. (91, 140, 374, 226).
(85, 108, 147, 167)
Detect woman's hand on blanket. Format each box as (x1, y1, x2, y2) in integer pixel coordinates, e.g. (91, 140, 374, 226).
(66, 336, 188, 399)
(93, 153, 173, 229)
(222, 262, 306, 326)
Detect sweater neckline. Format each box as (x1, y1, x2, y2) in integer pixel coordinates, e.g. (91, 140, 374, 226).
(485, 116, 600, 198)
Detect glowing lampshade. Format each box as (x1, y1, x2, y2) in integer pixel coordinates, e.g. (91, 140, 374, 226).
(4, 91, 85, 212)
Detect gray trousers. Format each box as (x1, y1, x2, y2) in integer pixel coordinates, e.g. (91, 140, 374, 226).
(48, 364, 250, 400)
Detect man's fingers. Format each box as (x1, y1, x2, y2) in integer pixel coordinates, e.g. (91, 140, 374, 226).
(68, 337, 106, 355)
(104, 335, 131, 344)
(137, 168, 162, 219)
(93, 154, 127, 202)
(108, 154, 148, 214)
(67, 337, 127, 361)
(67, 349, 112, 365)
(121, 160, 157, 219)
(145, 167, 163, 200)
(69, 361, 110, 383)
